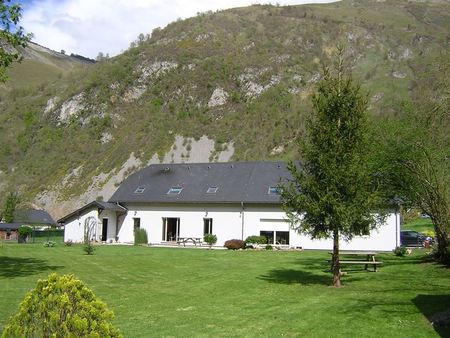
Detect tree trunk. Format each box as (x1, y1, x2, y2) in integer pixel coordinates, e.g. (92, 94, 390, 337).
(332, 227, 341, 287)
(430, 213, 450, 263)
(435, 226, 450, 263)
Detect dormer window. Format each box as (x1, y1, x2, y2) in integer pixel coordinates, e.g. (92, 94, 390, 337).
(268, 186, 280, 195)
(167, 187, 183, 195)
(134, 187, 145, 194)
(206, 186, 218, 194)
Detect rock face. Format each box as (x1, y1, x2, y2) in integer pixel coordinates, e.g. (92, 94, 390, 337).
(123, 86, 146, 102)
(57, 93, 85, 123)
(238, 68, 281, 98)
(138, 60, 178, 82)
(44, 97, 59, 115)
(156, 135, 235, 164)
(208, 87, 229, 107)
(37, 135, 235, 219)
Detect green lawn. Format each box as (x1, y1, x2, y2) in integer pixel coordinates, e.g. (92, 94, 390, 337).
(1, 244, 449, 337)
(402, 218, 434, 234)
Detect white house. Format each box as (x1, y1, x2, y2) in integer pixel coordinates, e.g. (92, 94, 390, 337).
(58, 161, 401, 251)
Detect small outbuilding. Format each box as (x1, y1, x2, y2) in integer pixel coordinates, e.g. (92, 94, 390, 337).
(0, 209, 56, 241)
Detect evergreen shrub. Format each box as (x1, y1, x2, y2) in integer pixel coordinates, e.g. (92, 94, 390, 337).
(203, 233, 217, 247)
(2, 273, 121, 337)
(393, 246, 408, 256)
(134, 228, 148, 245)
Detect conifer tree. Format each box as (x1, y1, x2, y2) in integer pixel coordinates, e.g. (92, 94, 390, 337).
(281, 49, 385, 287)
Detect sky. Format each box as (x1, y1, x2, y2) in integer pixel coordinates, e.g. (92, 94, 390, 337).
(20, 0, 338, 59)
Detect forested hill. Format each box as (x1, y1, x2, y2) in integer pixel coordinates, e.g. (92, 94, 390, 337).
(0, 0, 449, 218)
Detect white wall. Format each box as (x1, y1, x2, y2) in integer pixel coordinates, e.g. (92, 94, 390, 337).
(244, 205, 400, 251)
(64, 208, 120, 243)
(117, 203, 400, 251)
(119, 203, 243, 245)
(64, 208, 98, 243)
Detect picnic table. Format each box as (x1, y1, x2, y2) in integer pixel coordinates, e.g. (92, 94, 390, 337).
(177, 237, 202, 247)
(327, 251, 383, 272)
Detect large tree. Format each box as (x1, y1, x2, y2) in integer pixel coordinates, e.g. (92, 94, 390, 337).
(0, 0, 31, 82)
(1, 191, 19, 223)
(380, 52, 450, 262)
(281, 51, 385, 287)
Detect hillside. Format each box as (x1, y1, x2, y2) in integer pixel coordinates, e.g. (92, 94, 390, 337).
(0, 41, 95, 89)
(0, 0, 449, 218)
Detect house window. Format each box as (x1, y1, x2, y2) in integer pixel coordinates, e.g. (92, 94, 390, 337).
(133, 218, 141, 231)
(167, 187, 183, 195)
(275, 231, 289, 245)
(134, 186, 145, 194)
(268, 186, 280, 195)
(260, 230, 289, 245)
(203, 218, 213, 235)
(206, 186, 218, 194)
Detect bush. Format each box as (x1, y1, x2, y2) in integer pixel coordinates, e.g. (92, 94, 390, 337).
(224, 239, 246, 250)
(17, 225, 32, 237)
(134, 228, 148, 245)
(203, 233, 217, 247)
(266, 245, 273, 251)
(2, 273, 121, 337)
(245, 235, 267, 245)
(83, 242, 95, 255)
(393, 246, 408, 257)
(17, 225, 32, 243)
(43, 241, 55, 247)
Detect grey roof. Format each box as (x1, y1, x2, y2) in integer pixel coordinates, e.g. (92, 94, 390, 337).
(0, 223, 23, 231)
(13, 209, 55, 225)
(109, 161, 291, 204)
(57, 201, 127, 223)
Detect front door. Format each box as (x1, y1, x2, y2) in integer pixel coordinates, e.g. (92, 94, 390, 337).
(162, 218, 180, 241)
(102, 218, 108, 242)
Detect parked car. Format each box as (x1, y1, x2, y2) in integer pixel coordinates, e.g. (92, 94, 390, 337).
(400, 230, 428, 247)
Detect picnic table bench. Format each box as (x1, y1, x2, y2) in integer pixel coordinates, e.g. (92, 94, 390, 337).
(327, 251, 383, 272)
(177, 237, 202, 247)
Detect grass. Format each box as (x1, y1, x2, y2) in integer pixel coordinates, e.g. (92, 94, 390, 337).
(1, 244, 449, 337)
(402, 218, 434, 234)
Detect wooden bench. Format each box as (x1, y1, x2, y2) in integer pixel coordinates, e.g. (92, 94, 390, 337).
(327, 251, 383, 272)
(177, 237, 202, 247)
(327, 259, 383, 272)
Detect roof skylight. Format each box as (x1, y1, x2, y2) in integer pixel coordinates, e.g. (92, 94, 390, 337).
(134, 187, 145, 194)
(167, 187, 183, 195)
(268, 186, 280, 195)
(206, 186, 218, 194)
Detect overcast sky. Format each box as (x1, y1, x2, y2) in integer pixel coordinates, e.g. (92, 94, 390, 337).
(20, 0, 337, 59)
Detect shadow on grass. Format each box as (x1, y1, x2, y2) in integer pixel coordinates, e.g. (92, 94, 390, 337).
(259, 268, 330, 285)
(0, 256, 63, 278)
(259, 268, 365, 286)
(413, 294, 450, 337)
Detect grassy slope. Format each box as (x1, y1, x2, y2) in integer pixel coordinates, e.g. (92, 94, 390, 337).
(1, 244, 449, 337)
(0, 0, 449, 205)
(402, 218, 434, 233)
